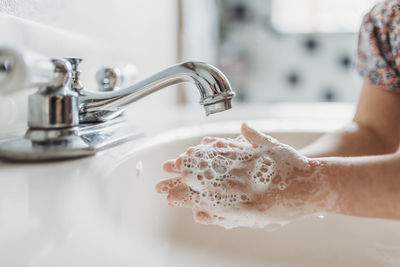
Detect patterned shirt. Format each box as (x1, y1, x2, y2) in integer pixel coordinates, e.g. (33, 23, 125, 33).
(357, 0, 400, 92)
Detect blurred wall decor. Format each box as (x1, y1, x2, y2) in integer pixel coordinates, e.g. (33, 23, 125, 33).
(181, 0, 380, 104)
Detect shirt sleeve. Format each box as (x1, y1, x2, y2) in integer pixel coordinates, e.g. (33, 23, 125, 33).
(356, 0, 400, 92)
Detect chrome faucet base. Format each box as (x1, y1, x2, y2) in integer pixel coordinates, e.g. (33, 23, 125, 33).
(0, 119, 144, 162)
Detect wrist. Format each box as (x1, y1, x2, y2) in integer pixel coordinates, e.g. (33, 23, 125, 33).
(308, 158, 341, 214)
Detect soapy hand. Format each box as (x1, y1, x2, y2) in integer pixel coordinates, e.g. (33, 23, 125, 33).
(156, 123, 335, 229)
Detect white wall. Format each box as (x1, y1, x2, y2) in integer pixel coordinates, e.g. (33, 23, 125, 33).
(0, 0, 178, 74)
(0, 0, 179, 135)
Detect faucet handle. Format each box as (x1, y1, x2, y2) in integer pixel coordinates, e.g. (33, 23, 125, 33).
(65, 57, 84, 91)
(96, 64, 137, 91)
(0, 46, 55, 94)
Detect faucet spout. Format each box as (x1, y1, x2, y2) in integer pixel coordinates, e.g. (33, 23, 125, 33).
(78, 61, 235, 122)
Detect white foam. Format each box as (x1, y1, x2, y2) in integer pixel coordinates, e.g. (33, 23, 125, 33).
(176, 135, 337, 229)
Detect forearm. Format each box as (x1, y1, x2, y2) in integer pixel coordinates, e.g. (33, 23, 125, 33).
(300, 121, 397, 158)
(318, 152, 400, 220)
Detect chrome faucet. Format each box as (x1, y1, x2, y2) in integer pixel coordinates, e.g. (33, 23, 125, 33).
(79, 61, 234, 122)
(0, 47, 235, 161)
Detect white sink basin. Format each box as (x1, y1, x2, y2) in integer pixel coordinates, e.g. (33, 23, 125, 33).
(0, 121, 399, 266)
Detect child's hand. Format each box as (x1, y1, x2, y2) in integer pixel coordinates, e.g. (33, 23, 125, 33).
(156, 123, 335, 229)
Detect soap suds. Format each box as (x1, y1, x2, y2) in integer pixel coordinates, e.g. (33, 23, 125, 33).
(166, 134, 337, 229)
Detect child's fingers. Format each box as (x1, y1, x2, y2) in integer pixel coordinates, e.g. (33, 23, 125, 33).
(155, 177, 182, 194)
(175, 156, 183, 170)
(186, 147, 195, 155)
(167, 183, 199, 208)
(193, 209, 213, 224)
(225, 178, 248, 194)
(162, 160, 180, 173)
(241, 123, 279, 147)
(201, 136, 216, 144)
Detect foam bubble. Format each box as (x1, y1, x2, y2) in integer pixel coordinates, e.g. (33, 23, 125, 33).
(278, 181, 287, 190)
(211, 156, 230, 174)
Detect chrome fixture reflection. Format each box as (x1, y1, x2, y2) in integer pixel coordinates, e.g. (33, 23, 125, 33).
(96, 64, 137, 92)
(0, 47, 235, 161)
(80, 61, 234, 122)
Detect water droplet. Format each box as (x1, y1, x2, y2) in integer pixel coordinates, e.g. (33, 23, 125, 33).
(136, 160, 143, 177)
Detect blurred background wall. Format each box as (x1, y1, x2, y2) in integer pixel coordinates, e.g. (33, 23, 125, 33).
(217, 0, 360, 103)
(180, 0, 380, 104)
(0, 0, 178, 77)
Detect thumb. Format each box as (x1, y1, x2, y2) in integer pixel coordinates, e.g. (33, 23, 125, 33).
(241, 123, 279, 147)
